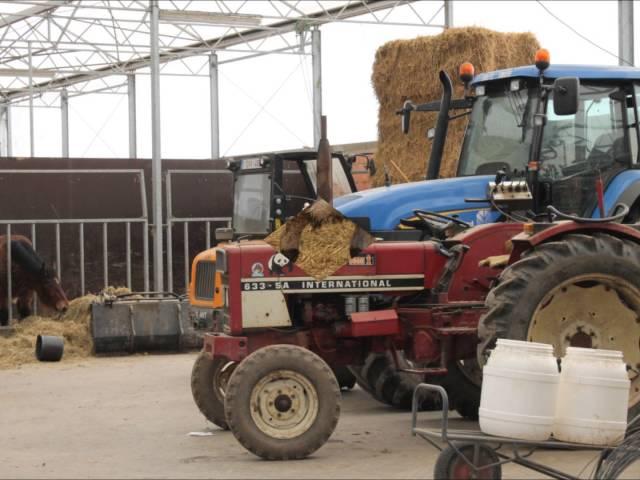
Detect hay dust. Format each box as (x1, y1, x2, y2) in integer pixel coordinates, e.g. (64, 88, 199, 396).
(372, 27, 539, 185)
(0, 286, 130, 369)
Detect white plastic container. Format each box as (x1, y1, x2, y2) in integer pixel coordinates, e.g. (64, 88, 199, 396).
(554, 347, 630, 446)
(479, 339, 559, 441)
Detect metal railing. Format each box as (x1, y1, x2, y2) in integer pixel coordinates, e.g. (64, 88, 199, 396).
(2, 169, 149, 324)
(165, 169, 230, 293)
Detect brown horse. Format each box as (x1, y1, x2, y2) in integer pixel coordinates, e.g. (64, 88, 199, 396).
(0, 235, 69, 326)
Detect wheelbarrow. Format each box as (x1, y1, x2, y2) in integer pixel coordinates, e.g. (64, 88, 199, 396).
(411, 384, 640, 479)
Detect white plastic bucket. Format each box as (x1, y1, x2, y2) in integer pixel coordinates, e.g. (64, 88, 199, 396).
(554, 347, 630, 446)
(479, 339, 559, 441)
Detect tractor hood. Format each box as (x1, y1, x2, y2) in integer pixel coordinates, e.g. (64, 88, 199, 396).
(334, 175, 497, 230)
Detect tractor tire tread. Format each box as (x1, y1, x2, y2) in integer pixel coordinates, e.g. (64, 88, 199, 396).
(224, 345, 340, 460)
(190, 352, 229, 430)
(478, 232, 640, 420)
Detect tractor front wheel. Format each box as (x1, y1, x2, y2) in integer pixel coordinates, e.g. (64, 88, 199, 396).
(478, 233, 640, 421)
(224, 345, 341, 460)
(190, 352, 237, 430)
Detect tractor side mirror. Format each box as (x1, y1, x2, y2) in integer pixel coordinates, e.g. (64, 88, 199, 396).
(553, 77, 579, 116)
(366, 157, 377, 176)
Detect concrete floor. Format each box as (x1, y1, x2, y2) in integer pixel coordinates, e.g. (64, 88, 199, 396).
(1, 353, 638, 479)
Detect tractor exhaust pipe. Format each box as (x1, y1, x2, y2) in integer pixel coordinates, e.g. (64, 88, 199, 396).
(317, 115, 333, 203)
(426, 71, 453, 180)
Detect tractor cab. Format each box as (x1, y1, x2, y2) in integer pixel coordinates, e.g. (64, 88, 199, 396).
(222, 149, 356, 240)
(464, 64, 639, 218)
(338, 52, 640, 233)
(190, 149, 358, 312)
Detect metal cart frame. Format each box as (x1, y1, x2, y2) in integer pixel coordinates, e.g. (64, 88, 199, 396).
(411, 383, 640, 480)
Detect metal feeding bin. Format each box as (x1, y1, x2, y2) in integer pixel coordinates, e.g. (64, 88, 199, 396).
(91, 293, 210, 354)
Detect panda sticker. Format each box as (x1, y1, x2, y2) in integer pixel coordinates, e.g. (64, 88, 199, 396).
(268, 252, 291, 275)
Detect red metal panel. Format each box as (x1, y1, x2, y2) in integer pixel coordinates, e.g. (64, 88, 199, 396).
(510, 221, 640, 261)
(203, 333, 249, 362)
(336, 309, 399, 337)
(446, 222, 524, 301)
(225, 245, 244, 335)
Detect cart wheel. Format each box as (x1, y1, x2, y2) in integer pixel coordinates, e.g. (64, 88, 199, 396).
(434, 442, 501, 480)
(224, 345, 341, 460)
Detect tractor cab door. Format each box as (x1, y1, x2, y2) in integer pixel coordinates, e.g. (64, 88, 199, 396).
(539, 83, 636, 216)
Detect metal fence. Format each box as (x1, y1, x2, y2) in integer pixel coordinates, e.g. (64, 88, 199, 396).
(165, 169, 230, 293)
(2, 169, 149, 323)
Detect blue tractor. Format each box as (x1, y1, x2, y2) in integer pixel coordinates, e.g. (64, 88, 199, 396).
(337, 62, 640, 232)
(341, 52, 640, 414)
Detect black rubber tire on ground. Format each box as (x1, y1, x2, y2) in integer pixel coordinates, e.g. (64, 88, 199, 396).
(437, 361, 481, 421)
(478, 233, 640, 422)
(351, 353, 476, 414)
(190, 352, 236, 430)
(359, 352, 425, 410)
(224, 345, 341, 460)
(332, 366, 356, 390)
(433, 442, 501, 480)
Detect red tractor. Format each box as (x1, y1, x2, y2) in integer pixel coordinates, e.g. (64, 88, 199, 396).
(191, 54, 640, 460)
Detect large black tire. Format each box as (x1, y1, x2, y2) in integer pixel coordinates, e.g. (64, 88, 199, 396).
(434, 442, 501, 480)
(332, 366, 356, 390)
(437, 360, 481, 421)
(354, 352, 424, 410)
(224, 345, 340, 460)
(351, 353, 477, 417)
(478, 233, 640, 421)
(190, 352, 237, 430)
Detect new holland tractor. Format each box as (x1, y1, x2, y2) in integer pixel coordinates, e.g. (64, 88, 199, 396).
(189, 49, 640, 459)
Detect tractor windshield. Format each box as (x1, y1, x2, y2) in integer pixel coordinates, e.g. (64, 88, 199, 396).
(232, 172, 271, 235)
(458, 85, 536, 176)
(304, 158, 354, 198)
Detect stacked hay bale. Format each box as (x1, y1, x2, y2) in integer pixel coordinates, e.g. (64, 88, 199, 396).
(372, 27, 539, 184)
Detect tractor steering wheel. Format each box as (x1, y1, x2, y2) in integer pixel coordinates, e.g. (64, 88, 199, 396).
(413, 209, 471, 229)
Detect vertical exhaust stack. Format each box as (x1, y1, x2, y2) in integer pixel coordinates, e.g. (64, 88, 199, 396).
(317, 115, 333, 203)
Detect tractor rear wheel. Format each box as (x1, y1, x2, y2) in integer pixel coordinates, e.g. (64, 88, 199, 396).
(350, 353, 442, 411)
(478, 233, 640, 421)
(224, 345, 340, 460)
(190, 352, 237, 430)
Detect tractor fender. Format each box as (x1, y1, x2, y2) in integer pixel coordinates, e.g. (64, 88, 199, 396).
(509, 221, 640, 262)
(602, 170, 640, 216)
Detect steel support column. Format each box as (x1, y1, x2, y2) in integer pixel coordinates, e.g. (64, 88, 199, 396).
(127, 74, 137, 158)
(209, 53, 219, 159)
(619, 0, 634, 66)
(311, 27, 322, 148)
(0, 104, 11, 156)
(28, 41, 34, 157)
(444, 0, 453, 28)
(5, 105, 10, 157)
(61, 88, 69, 157)
(149, 0, 164, 292)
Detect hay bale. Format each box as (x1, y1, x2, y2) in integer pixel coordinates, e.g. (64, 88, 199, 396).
(266, 200, 374, 279)
(372, 27, 539, 184)
(0, 286, 131, 369)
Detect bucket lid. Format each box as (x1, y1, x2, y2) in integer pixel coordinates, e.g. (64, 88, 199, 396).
(496, 338, 553, 352)
(564, 346, 623, 360)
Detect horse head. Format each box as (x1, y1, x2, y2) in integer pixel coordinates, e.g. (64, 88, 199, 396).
(36, 266, 69, 313)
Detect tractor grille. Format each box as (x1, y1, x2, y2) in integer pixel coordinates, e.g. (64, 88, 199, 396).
(195, 260, 216, 300)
